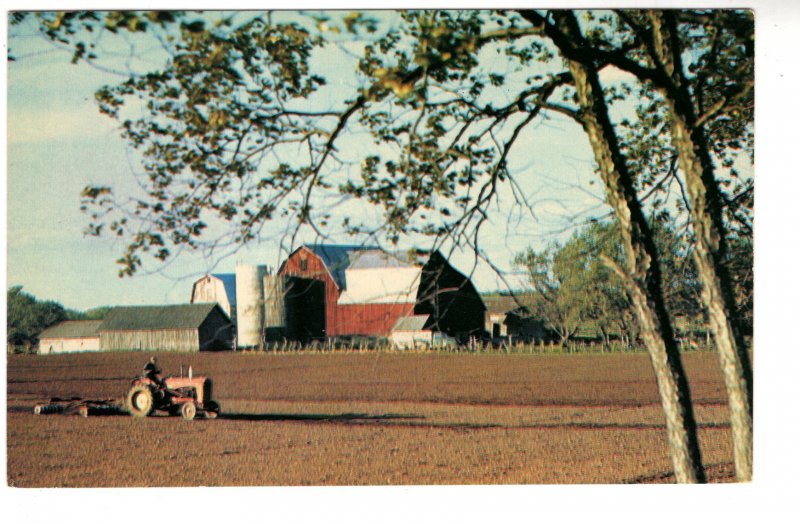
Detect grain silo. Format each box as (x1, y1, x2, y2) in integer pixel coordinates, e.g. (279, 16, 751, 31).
(263, 272, 287, 340)
(235, 264, 266, 347)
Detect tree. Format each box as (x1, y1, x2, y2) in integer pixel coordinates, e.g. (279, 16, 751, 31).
(503, 9, 752, 481)
(515, 221, 632, 350)
(11, 9, 753, 482)
(517, 217, 713, 349)
(514, 246, 584, 346)
(7, 286, 68, 348)
(529, 9, 754, 480)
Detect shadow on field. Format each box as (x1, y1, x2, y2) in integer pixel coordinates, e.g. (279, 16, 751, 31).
(624, 461, 736, 484)
(220, 412, 425, 423)
(217, 414, 729, 432)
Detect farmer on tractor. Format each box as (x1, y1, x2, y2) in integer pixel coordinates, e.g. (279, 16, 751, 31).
(143, 356, 180, 404)
(143, 356, 166, 387)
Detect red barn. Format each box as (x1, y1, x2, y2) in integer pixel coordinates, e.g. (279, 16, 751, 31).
(278, 244, 486, 340)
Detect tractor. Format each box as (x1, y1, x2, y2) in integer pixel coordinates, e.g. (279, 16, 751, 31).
(125, 367, 221, 420)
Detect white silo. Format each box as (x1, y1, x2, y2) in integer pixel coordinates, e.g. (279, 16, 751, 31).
(263, 273, 287, 337)
(235, 264, 266, 348)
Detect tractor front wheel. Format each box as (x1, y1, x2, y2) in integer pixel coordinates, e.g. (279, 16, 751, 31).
(126, 384, 154, 418)
(181, 402, 196, 420)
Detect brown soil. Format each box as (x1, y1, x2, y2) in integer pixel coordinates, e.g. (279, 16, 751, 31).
(6, 351, 735, 486)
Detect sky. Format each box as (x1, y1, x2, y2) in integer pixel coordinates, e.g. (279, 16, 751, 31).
(2, 6, 756, 315)
(4, 9, 614, 311)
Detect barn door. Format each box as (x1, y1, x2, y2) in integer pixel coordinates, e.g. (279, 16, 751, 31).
(285, 277, 326, 341)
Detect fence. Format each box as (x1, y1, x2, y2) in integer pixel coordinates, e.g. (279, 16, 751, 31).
(235, 336, 718, 355)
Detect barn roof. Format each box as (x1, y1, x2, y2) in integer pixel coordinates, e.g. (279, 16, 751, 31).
(210, 273, 237, 306)
(98, 303, 228, 332)
(338, 249, 429, 305)
(303, 243, 379, 289)
(338, 265, 421, 304)
(392, 315, 431, 332)
(39, 320, 102, 339)
(347, 249, 428, 270)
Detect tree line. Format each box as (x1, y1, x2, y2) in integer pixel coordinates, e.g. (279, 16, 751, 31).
(6, 286, 110, 350)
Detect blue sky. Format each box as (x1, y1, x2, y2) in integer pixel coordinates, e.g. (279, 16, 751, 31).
(5, 8, 752, 312)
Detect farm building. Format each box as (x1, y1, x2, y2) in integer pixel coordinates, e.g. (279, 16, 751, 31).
(190, 273, 237, 322)
(98, 303, 233, 352)
(483, 295, 549, 341)
(390, 314, 456, 350)
(277, 244, 486, 340)
(38, 320, 102, 354)
(390, 315, 432, 349)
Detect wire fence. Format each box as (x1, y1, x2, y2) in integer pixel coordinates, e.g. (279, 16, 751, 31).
(11, 335, 722, 356)
(236, 336, 718, 355)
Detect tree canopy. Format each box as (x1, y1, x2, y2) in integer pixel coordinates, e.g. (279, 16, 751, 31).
(7, 286, 68, 348)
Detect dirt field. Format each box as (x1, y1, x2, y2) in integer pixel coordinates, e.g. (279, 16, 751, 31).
(6, 351, 736, 486)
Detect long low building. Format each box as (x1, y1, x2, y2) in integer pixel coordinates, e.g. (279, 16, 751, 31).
(37, 303, 233, 354)
(39, 320, 103, 354)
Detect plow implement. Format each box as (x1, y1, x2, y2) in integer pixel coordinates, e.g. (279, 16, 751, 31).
(33, 397, 126, 417)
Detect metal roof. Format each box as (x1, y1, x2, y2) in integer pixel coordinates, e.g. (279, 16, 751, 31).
(210, 273, 237, 306)
(98, 303, 228, 332)
(347, 249, 419, 270)
(392, 315, 431, 332)
(338, 266, 421, 305)
(303, 243, 379, 289)
(39, 320, 103, 339)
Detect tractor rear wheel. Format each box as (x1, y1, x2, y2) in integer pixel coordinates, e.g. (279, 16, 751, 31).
(126, 384, 154, 418)
(181, 402, 196, 420)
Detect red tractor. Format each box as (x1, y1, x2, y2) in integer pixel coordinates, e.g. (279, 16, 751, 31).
(125, 368, 221, 420)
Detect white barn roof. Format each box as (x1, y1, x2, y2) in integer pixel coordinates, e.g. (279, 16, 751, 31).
(337, 250, 424, 305)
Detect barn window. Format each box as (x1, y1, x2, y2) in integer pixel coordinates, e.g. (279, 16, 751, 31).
(299, 258, 308, 271)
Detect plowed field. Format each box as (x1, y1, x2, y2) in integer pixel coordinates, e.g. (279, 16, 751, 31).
(6, 351, 735, 486)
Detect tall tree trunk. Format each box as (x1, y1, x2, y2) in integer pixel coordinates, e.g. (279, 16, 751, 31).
(649, 11, 753, 482)
(551, 12, 706, 483)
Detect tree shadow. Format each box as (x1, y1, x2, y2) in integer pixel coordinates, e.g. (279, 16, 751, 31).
(624, 461, 736, 484)
(220, 412, 425, 422)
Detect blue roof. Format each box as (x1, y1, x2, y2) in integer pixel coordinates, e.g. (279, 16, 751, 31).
(211, 273, 237, 306)
(304, 244, 379, 289)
